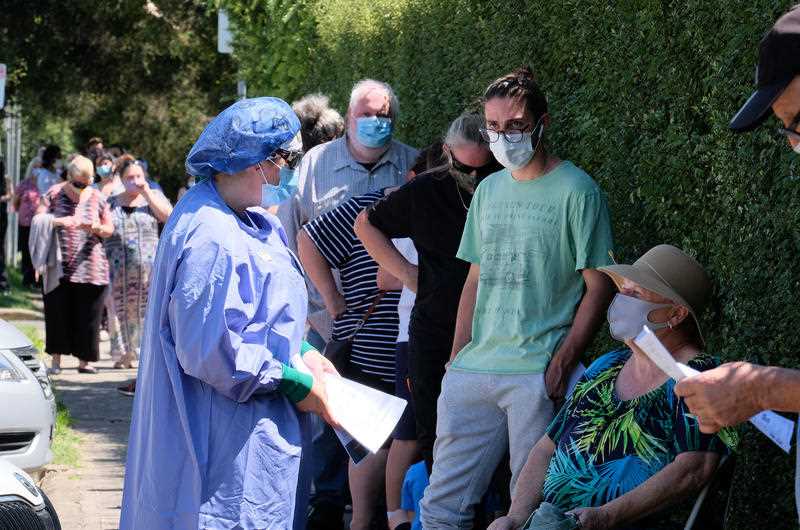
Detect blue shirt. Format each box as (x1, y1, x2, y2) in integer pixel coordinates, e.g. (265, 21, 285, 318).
(401, 461, 429, 530)
(120, 179, 312, 530)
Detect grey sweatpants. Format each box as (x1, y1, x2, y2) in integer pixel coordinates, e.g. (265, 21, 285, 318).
(420, 369, 555, 530)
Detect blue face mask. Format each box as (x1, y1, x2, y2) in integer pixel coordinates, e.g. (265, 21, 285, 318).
(96, 165, 112, 178)
(259, 162, 298, 208)
(356, 116, 393, 148)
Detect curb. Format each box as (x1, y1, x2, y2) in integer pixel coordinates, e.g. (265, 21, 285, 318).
(0, 308, 44, 321)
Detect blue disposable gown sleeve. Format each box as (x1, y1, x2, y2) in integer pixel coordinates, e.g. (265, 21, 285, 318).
(168, 237, 286, 402)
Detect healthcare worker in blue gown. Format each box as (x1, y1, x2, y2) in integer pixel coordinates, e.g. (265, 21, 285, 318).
(119, 97, 340, 530)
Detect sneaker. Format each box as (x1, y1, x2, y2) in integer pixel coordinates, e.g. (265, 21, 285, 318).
(47, 366, 62, 376)
(117, 380, 136, 397)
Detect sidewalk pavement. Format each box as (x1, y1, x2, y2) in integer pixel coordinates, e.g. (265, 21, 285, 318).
(37, 322, 136, 530)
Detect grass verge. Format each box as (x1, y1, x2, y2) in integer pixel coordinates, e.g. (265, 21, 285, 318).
(51, 401, 81, 468)
(18, 322, 81, 468)
(0, 267, 39, 312)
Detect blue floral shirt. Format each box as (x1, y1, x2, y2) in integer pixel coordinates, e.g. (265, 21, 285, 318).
(543, 349, 733, 524)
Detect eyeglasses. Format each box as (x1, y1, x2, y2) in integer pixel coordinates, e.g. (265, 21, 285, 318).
(777, 110, 800, 143)
(450, 157, 500, 179)
(272, 149, 303, 169)
(479, 124, 532, 143)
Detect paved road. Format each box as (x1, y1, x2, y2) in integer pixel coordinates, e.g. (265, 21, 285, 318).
(36, 322, 136, 530)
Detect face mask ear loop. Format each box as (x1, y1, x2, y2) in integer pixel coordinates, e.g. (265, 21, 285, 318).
(256, 162, 268, 185)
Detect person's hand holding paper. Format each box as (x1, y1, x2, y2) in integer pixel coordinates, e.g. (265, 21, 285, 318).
(635, 327, 794, 453)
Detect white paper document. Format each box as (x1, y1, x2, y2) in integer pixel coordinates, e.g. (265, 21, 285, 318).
(291, 355, 408, 459)
(633, 327, 796, 453)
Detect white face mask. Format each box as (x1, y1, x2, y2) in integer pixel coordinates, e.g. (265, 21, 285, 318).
(488, 120, 544, 171)
(793, 141, 800, 155)
(607, 293, 672, 342)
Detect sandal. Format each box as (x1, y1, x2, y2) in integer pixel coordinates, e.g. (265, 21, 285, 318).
(117, 380, 136, 397)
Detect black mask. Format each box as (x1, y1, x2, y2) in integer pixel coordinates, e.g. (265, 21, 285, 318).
(71, 181, 88, 190)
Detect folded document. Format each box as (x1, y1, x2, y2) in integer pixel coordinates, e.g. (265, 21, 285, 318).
(291, 355, 408, 463)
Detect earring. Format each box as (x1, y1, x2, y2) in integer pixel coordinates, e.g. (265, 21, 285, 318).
(667, 320, 674, 330)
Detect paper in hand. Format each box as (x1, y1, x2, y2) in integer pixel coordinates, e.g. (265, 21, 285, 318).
(633, 327, 796, 453)
(291, 354, 407, 462)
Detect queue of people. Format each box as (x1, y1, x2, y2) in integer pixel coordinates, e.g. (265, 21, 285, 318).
(115, 6, 800, 530)
(17, 139, 174, 383)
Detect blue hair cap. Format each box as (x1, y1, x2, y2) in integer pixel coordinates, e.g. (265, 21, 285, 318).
(185, 97, 301, 179)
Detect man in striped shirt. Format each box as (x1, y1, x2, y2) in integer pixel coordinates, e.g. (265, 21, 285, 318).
(278, 78, 417, 529)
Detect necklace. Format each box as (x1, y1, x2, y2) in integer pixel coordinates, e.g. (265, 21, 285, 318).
(454, 177, 470, 211)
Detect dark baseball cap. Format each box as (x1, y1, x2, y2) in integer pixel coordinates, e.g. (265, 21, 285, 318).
(730, 6, 800, 132)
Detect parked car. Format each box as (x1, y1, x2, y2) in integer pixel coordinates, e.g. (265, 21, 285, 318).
(0, 457, 60, 529)
(0, 320, 56, 472)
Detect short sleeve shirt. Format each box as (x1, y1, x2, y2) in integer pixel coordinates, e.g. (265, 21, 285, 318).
(302, 190, 400, 384)
(400, 461, 429, 530)
(44, 184, 110, 285)
(454, 161, 614, 374)
(34, 168, 60, 195)
(15, 178, 40, 227)
(367, 170, 472, 342)
(543, 349, 732, 515)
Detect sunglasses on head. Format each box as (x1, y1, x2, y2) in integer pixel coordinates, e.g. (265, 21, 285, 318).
(451, 157, 500, 178)
(272, 149, 303, 170)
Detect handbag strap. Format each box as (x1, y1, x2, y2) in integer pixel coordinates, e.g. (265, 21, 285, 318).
(349, 291, 386, 339)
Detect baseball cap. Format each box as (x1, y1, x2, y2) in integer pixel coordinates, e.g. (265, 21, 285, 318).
(730, 6, 800, 132)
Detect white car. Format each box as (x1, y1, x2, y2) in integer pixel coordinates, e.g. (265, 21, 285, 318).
(0, 320, 56, 472)
(0, 457, 60, 529)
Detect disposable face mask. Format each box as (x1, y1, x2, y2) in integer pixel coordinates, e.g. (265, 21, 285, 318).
(356, 116, 393, 148)
(259, 163, 298, 208)
(96, 165, 112, 178)
(793, 141, 800, 155)
(489, 120, 544, 171)
(124, 180, 139, 193)
(607, 293, 672, 341)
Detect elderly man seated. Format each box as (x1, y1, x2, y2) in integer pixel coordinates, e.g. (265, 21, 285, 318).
(489, 245, 734, 530)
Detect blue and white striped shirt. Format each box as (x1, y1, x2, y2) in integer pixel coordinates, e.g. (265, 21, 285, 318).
(277, 136, 418, 340)
(303, 190, 401, 384)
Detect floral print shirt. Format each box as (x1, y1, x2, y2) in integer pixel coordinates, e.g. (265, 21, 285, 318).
(543, 348, 733, 525)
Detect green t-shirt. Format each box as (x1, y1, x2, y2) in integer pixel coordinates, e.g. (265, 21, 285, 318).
(453, 161, 614, 374)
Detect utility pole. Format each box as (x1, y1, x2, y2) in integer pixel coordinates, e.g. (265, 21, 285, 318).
(218, 9, 246, 100)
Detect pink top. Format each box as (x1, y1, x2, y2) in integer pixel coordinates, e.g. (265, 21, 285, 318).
(44, 183, 110, 286)
(15, 178, 40, 227)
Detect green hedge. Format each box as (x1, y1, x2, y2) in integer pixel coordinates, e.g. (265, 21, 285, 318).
(228, 1, 799, 526)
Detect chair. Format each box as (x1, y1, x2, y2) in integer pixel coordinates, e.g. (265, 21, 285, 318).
(684, 454, 736, 530)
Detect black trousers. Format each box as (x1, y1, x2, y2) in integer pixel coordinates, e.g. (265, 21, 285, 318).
(18, 225, 34, 286)
(43, 281, 107, 362)
(407, 325, 453, 474)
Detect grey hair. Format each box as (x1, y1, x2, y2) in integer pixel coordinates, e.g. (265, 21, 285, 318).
(444, 113, 487, 147)
(348, 79, 399, 121)
(66, 154, 94, 180)
(292, 93, 345, 151)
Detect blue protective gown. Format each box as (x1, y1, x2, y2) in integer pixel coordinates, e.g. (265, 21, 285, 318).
(120, 179, 312, 530)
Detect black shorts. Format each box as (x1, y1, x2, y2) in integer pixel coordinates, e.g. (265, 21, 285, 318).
(392, 342, 417, 440)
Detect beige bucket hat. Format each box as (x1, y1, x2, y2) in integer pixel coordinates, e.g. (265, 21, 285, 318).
(598, 245, 712, 344)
